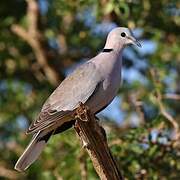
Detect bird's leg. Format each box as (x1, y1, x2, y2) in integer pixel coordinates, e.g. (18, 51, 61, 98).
(74, 102, 89, 122)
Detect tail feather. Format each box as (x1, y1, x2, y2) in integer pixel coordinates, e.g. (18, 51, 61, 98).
(14, 131, 50, 172)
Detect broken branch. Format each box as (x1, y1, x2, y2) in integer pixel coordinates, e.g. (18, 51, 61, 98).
(74, 103, 123, 180)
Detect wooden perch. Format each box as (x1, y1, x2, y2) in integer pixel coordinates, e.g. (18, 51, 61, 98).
(74, 102, 123, 180)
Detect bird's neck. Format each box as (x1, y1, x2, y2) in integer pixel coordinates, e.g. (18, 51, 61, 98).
(104, 37, 125, 54)
(91, 47, 123, 78)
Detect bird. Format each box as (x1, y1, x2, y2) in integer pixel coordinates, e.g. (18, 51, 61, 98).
(14, 27, 141, 172)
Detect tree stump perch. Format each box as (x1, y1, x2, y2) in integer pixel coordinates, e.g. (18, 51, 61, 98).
(74, 102, 123, 180)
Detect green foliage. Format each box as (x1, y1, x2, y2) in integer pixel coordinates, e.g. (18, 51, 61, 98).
(0, 0, 180, 179)
(109, 120, 180, 179)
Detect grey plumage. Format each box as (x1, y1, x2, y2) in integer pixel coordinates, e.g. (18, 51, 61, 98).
(15, 131, 49, 171)
(15, 27, 141, 171)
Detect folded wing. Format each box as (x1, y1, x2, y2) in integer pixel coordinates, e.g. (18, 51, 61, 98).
(27, 62, 101, 134)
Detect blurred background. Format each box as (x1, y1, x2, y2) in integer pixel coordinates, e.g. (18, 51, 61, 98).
(0, 0, 180, 179)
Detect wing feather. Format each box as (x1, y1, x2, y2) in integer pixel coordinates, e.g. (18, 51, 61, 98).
(27, 62, 101, 134)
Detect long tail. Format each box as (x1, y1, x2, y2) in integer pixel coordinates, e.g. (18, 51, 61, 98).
(14, 131, 51, 172)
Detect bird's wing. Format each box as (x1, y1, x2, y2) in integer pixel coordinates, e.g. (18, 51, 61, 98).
(27, 61, 102, 134)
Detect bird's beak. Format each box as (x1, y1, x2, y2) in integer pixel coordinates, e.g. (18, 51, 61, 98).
(127, 36, 142, 48)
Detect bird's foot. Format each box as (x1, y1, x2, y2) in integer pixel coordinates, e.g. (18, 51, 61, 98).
(74, 102, 89, 121)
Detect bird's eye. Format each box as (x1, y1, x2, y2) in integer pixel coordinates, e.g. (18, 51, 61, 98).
(121, 32, 126, 37)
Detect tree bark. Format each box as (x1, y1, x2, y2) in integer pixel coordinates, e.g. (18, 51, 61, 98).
(74, 103, 123, 180)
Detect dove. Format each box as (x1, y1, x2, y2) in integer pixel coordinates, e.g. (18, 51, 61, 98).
(15, 27, 141, 171)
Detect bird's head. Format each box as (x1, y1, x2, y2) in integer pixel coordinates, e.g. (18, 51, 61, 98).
(105, 27, 141, 50)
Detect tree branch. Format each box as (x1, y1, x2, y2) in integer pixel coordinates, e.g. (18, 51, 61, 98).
(150, 69, 179, 141)
(78, 151, 88, 180)
(11, 0, 60, 86)
(163, 93, 180, 100)
(74, 103, 123, 180)
(156, 90, 179, 140)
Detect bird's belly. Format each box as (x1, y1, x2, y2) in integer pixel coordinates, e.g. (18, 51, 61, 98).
(86, 74, 121, 113)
